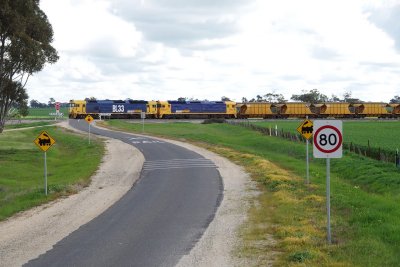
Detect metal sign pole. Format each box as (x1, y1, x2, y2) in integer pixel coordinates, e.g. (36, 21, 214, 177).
(141, 111, 145, 133)
(306, 115, 310, 184)
(327, 157, 331, 244)
(306, 139, 309, 184)
(44, 152, 48, 196)
(89, 123, 91, 144)
(313, 120, 342, 244)
(297, 117, 313, 185)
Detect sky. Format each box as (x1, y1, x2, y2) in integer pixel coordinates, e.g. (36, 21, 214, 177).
(28, 0, 400, 104)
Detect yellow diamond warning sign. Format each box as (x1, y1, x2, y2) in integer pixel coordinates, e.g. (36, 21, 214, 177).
(297, 119, 313, 140)
(34, 131, 56, 152)
(85, 115, 94, 124)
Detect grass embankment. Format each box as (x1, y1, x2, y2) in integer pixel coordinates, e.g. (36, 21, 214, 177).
(101, 120, 400, 266)
(0, 126, 104, 221)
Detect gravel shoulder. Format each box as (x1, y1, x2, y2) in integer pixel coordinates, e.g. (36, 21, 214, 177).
(0, 122, 255, 267)
(170, 139, 256, 267)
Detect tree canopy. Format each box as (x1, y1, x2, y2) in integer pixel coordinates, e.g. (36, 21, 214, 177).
(291, 89, 328, 104)
(0, 0, 58, 132)
(390, 95, 400, 104)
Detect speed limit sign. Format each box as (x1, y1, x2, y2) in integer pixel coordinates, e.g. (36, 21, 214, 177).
(313, 120, 343, 158)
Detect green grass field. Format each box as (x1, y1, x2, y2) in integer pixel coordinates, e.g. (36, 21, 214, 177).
(101, 120, 400, 266)
(25, 107, 68, 119)
(0, 125, 103, 220)
(252, 120, 400, 151)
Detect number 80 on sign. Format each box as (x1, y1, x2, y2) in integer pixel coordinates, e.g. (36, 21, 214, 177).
(313, 120, 343, 158)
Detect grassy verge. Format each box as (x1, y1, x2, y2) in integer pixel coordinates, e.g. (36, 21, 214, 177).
(0, 125, 104, 221)
(100, 120, 400, 266)
(4, 121, 57, 130)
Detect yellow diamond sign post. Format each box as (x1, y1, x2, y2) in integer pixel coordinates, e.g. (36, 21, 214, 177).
(297, 119, 313, 140)
(34, 131, 56, 195)
(85, 114, 94, 124)
(296, 119, 313, 184)
(85, 115, 94, 144)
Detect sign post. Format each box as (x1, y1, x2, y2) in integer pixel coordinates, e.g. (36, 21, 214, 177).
(297, 118, 313, 184)
(55, 102, 60, 121)
(141, 111, 146, 133)
(85, 115, 94, 144)
(33, 131, 56, 195)
(313, 120, 343, 244)
(49, 102, 63, 120)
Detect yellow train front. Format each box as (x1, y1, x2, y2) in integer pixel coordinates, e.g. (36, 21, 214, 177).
(157, 100, 236, 119)
(69, 100, 87, 119)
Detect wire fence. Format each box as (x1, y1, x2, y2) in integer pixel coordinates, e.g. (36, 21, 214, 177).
(226, 120, 400, 167)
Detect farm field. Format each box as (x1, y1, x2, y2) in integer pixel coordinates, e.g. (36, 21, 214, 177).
(0, 125, 103, 220)
(251, 119, 400, 151)
(25, 107, 68, 120)
(100, 119, 400, 266)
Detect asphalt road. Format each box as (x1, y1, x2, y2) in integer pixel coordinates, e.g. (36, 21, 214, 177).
(25, 120, 223, 267)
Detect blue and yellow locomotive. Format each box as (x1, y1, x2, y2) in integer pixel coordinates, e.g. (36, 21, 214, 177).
(69, 99, 158, 119)
(157, 100, 236, 119)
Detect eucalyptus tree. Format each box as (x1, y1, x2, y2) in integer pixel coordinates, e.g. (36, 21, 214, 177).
(390, 95, 400, 104)
(0, 0, 58, 132)
(291, 89, 328, 104)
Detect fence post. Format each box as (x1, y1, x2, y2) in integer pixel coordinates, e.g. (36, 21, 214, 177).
(396, 149, 399, 168)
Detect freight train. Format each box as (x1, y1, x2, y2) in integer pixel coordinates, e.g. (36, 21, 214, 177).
(69, 99, 400, 119)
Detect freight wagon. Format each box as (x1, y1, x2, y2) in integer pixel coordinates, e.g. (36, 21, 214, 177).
(310, 103, 354, 118)
(279, 103, 314, 118)
(386, 104, 400, 116)
(349, 103, 390, 118)
(237, 103, 276, 118)
(237, 102, 315, 119)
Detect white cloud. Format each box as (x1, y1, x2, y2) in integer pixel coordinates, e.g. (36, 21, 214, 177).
(28, 0, 400, 104)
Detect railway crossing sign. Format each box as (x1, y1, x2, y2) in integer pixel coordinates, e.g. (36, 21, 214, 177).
(297, 118, 313, 185)
(34, 131, 56, 152)
(297, 119, 313, 140)
(313, 120, 342, 158)
(34, 131, 56, 195)
(85, 115, 94, 124)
